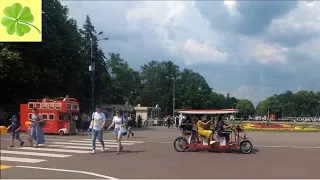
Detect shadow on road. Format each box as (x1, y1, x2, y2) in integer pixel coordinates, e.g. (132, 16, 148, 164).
(100, 150, 146, 154)
(131, 136, 148, 139)
(183, 148, 260, 155)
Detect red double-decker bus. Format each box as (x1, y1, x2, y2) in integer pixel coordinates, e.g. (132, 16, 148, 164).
(20, 97, 79, 135)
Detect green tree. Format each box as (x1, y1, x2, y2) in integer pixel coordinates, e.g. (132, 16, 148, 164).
(235, 99, 255, 119)
(3, 0, 84, 112)
(139, 60, 180, 114)
(79, 15, 111, 110)
(178, 68, 213, 109)
(107, 53, 140, 105)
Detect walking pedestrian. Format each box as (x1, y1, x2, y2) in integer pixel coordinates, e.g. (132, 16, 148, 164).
(7, 115, 24, 148)
(30, 108, 45, 148)
(81, 112, 90, 131)
(127, 115, 134, 138)
(175, 115, 179, 128)
(166, 115, 172, 128)
(88, 105, 106, 154)
(108, 110, 126, 154)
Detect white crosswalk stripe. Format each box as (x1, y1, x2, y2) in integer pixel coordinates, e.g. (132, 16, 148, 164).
(0, 138, 144, 164)
(48, 145, 110, 150)
(51, 142, 118, 147)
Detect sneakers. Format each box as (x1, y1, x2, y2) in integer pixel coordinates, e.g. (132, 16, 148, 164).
(91, 150, 96, 154)
(101, 147, 106, 152)
(9, 145, 14, 148)
(209, 140, 216, 145)
(20, 141, 24, 147)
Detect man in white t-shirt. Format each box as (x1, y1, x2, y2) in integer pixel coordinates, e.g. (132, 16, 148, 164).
(89, 105, 106, 154)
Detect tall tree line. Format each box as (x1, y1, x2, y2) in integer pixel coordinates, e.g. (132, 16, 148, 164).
(0, 0, 239, 115)
(1, 0, 318, 118)
(256, 91, 320, 117)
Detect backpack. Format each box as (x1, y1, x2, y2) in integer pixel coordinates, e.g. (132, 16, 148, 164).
(120, 116, 127, 136)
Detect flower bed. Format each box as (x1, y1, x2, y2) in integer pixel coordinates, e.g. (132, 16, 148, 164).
(242, 123, 319, 132)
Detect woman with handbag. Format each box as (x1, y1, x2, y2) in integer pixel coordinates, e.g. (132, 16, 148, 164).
(108, 110, 127, 154)
(30, 108, 45, 147)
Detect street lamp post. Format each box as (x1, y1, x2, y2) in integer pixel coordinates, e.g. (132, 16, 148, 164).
(166, 76, 180, 117)
(88, 31, 108, 113)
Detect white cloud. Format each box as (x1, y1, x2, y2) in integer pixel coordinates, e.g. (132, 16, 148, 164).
(295, 37, 320, 60)
(268, 1, 320, 37)
(125, 1, 227, 65)
(61, 1, 320, 103)
(254, 43, 289, 65)
(183, 39, 228, 64)
(231, 85, 276, 105)
(223, 0, 239, 16)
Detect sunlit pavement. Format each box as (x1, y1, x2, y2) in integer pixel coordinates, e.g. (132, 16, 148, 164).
(1, 127, 320, 179)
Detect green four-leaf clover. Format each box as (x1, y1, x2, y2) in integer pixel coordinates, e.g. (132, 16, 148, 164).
(1, 3, 41, 36)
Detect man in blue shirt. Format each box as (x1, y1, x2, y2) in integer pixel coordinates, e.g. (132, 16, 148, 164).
(7, 115, 24, 148)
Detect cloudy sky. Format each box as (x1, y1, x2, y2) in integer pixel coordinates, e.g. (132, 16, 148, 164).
(62, 0, 320, 105)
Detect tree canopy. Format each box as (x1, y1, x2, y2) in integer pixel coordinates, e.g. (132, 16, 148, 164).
(256, 90, 320, 117)
(1, 0, 319, 118)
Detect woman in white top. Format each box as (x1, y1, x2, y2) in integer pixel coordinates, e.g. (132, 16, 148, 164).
(108, 110, 126, 154)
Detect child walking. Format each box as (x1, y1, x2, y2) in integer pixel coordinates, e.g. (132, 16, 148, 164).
(7, 115, 24, 148)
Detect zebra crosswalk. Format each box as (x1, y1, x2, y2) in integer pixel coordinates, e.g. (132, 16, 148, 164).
(0, 138, 144, 164)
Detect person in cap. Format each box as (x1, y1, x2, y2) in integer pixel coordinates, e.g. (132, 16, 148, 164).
(7, 115, 24, 148)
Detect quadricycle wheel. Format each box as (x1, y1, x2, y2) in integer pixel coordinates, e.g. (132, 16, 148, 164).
(173, 137, 189, 152)
(240, 140, 253, 154)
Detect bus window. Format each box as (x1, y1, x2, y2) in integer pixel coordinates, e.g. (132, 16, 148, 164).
(59, 114, 64, 121)
(48, 103, 54, 110)
(72, 104, 79, 110)
(55, 103, 61, 110)
(42, 113, 48, 120)
(49, 114, 54, 120)
(35, 102, 41, 109)
(28, 113, 33, 120)
(41, 103, 47, 109)
(28, 103, 34, 109)
(66, 104, 72, 110)
(67, 115, 72, 121)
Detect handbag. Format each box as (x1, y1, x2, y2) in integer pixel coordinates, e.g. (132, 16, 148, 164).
(120, 116, 127, 136)
(39, 120, 46, 128)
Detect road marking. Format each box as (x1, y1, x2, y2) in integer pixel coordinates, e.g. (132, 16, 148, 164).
(16, 166, 119, 180)
(145, 140, 171, 144)
(17, 147, 88, 153)
(1, 156, 46, 163)
(48, 144, 110, 150)
(66, 140, 134, 145)
(0, 165, 12, 170)
(51, 142, 118, 147)
(1, 150, 71, 158)
(83, 139, 144, 143)
(255, 145, 320, 149)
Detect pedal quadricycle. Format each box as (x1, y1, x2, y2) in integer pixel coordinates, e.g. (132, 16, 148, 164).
(174, 109, 253, 154)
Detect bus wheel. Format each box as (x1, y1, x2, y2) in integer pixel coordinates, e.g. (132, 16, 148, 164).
(59, 130, 65, 136)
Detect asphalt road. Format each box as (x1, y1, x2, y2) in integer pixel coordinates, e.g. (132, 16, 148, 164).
(1, 127, 320, 179)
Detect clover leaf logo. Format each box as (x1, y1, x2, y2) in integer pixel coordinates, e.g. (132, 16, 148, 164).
(1, 3, 41, 36)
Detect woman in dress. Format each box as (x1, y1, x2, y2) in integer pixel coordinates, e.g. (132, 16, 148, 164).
(30, 108, 45, 147)
(196, 116, 215, 145)
(108, 110, 126, 154)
